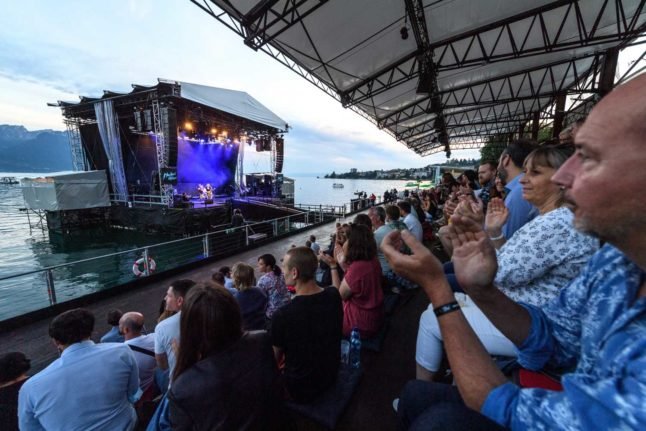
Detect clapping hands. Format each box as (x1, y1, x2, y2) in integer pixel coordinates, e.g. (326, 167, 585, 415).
(484, 198, 509, 235)
(447, 214, 498, 292)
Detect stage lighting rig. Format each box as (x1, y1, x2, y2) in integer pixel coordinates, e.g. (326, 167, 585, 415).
(400, 12, 409, 40)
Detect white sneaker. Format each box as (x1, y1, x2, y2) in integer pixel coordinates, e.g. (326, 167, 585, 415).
(392, 398, 399, 413)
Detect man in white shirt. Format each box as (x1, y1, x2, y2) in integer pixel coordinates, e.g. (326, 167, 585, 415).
(154, 279, 196, 392)
(120, 311, 156, 393)
(309, 235, 321, 255)
(397, 201, 423, 242)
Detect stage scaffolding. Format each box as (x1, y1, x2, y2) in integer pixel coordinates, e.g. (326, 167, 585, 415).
(151, 97, 173, 206)
(53, 79, 288, 208)
(64, 118, 88, 172)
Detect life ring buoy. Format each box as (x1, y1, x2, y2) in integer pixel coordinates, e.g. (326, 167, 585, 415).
(133, 257, 156, 277)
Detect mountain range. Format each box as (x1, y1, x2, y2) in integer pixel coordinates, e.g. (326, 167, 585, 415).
(0, 125, 73, 172)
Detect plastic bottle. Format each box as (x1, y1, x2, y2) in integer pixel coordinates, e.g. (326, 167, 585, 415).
(350, 327, 361, 369)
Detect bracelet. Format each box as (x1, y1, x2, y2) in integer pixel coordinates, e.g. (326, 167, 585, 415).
(329, 266, 338, 270)
(433, 301, 460, 317)
(489, 233, 505, 241)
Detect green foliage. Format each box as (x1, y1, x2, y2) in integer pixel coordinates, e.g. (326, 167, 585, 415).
(480, 135, 507, 163)
(537, 126, 553, 143)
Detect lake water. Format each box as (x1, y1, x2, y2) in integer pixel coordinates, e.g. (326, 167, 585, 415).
(0, 173, 411, 320)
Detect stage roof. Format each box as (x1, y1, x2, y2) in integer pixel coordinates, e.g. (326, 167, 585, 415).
(55, 79, 288, 133)
(191, 0, 646, 155)
(178, 80, 288, 130)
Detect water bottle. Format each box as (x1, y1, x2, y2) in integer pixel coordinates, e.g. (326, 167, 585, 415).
(350, 327, 361, 369)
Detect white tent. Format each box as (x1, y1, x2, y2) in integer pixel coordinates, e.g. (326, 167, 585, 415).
(21, 171, 110, 211)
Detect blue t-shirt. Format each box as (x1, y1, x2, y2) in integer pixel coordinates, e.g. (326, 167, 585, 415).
(501, 174, 536, 239)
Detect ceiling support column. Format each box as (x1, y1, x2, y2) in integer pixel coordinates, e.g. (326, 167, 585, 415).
(599, 47, 619, 97)
(552, 92, 567, 139)
(531, 111, 540, 140)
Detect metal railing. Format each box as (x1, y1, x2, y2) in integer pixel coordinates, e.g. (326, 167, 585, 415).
(0, 211, 338, 321)
(293, 203, 347, 219)
(110, 193, 167, 207)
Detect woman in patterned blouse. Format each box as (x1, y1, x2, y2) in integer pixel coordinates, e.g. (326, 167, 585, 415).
(257, 254, 291, 322)
(415, 145, 599, 382)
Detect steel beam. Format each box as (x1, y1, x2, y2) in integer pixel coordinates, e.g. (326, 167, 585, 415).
(340, 0, 644, 107)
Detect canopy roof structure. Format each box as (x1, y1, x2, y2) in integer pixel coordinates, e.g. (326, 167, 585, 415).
(191, 0, 646, 156)
(55, 79, 288, 133)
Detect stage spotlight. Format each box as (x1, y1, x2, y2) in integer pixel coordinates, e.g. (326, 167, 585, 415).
(184, 122, 193, 131)
(400, 26, 409, 40)
(222, 130, 228, 137)
(210, 128, 217, 135)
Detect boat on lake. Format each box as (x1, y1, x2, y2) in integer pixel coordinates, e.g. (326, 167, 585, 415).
(333, 183, 344, 188)
(0, 176, 19, 185)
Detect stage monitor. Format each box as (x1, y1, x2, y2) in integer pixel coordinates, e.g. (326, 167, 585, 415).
(176, 138, 239, 196)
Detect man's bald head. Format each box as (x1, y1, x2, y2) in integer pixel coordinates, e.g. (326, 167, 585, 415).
(119, 312, 145, 340)
(587, 73, 646, 143)
(552, 72, 646, 252)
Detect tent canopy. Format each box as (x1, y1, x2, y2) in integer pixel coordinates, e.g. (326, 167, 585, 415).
(55, 79, 288, 133)
(192, 0, 645, 155)
(178, 80, 288, 131)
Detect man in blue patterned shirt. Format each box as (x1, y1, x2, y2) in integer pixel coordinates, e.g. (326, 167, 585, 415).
(383, 72, 646, 430)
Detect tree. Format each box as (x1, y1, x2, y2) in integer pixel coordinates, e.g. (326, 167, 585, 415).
(536, 126, 553, 143)
(480, 134, 508, 162)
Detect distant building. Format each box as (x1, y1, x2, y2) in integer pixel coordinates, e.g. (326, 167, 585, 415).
(350, 168, 358, 174)
(411, 169, 429, 179)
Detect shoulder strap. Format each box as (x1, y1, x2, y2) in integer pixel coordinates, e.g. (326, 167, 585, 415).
(128, 343, 156, 357)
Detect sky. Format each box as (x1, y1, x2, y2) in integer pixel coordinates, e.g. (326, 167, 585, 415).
(0, 0, 482, 176)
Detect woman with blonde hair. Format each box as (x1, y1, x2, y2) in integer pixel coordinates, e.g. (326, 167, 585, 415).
(415, 145, 599, 382)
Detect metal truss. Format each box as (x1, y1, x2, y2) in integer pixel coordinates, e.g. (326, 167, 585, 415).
(237, 138, 245, 190)
(151, 97, 173, 207)
(340, 0, 645, 107)
(402, 0, 450, 155)
(193, 0, 646, 156)
(64, 118, 88, 171)
(241, 0, 329, 50)
(415, 137, 488, 157)
(395, 53, 604, 142)
(189, 0, 387, 130)
(379, 52, 602, 130)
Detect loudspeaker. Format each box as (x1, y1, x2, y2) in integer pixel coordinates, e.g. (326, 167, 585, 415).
(162, 107, 178, 167)
(143, 109, 152, 131)
(134, 111, 142, 131)
(263, 139, 272, 151)
(275, 137, 284, 173)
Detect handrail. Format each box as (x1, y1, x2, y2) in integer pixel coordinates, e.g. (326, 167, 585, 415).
(0, 212, 325, 283)
(0, 195, 380, 320)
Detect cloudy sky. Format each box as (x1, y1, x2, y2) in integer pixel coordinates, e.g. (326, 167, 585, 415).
(0, 0, 484, 176)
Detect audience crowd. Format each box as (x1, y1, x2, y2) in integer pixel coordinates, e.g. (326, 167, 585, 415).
(3, 75, 645, 430)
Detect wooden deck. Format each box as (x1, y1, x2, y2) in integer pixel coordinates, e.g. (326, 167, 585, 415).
(0, 213, 430, 430)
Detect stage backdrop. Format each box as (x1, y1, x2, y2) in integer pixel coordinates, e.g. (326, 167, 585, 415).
(176, 138, 239, 195)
